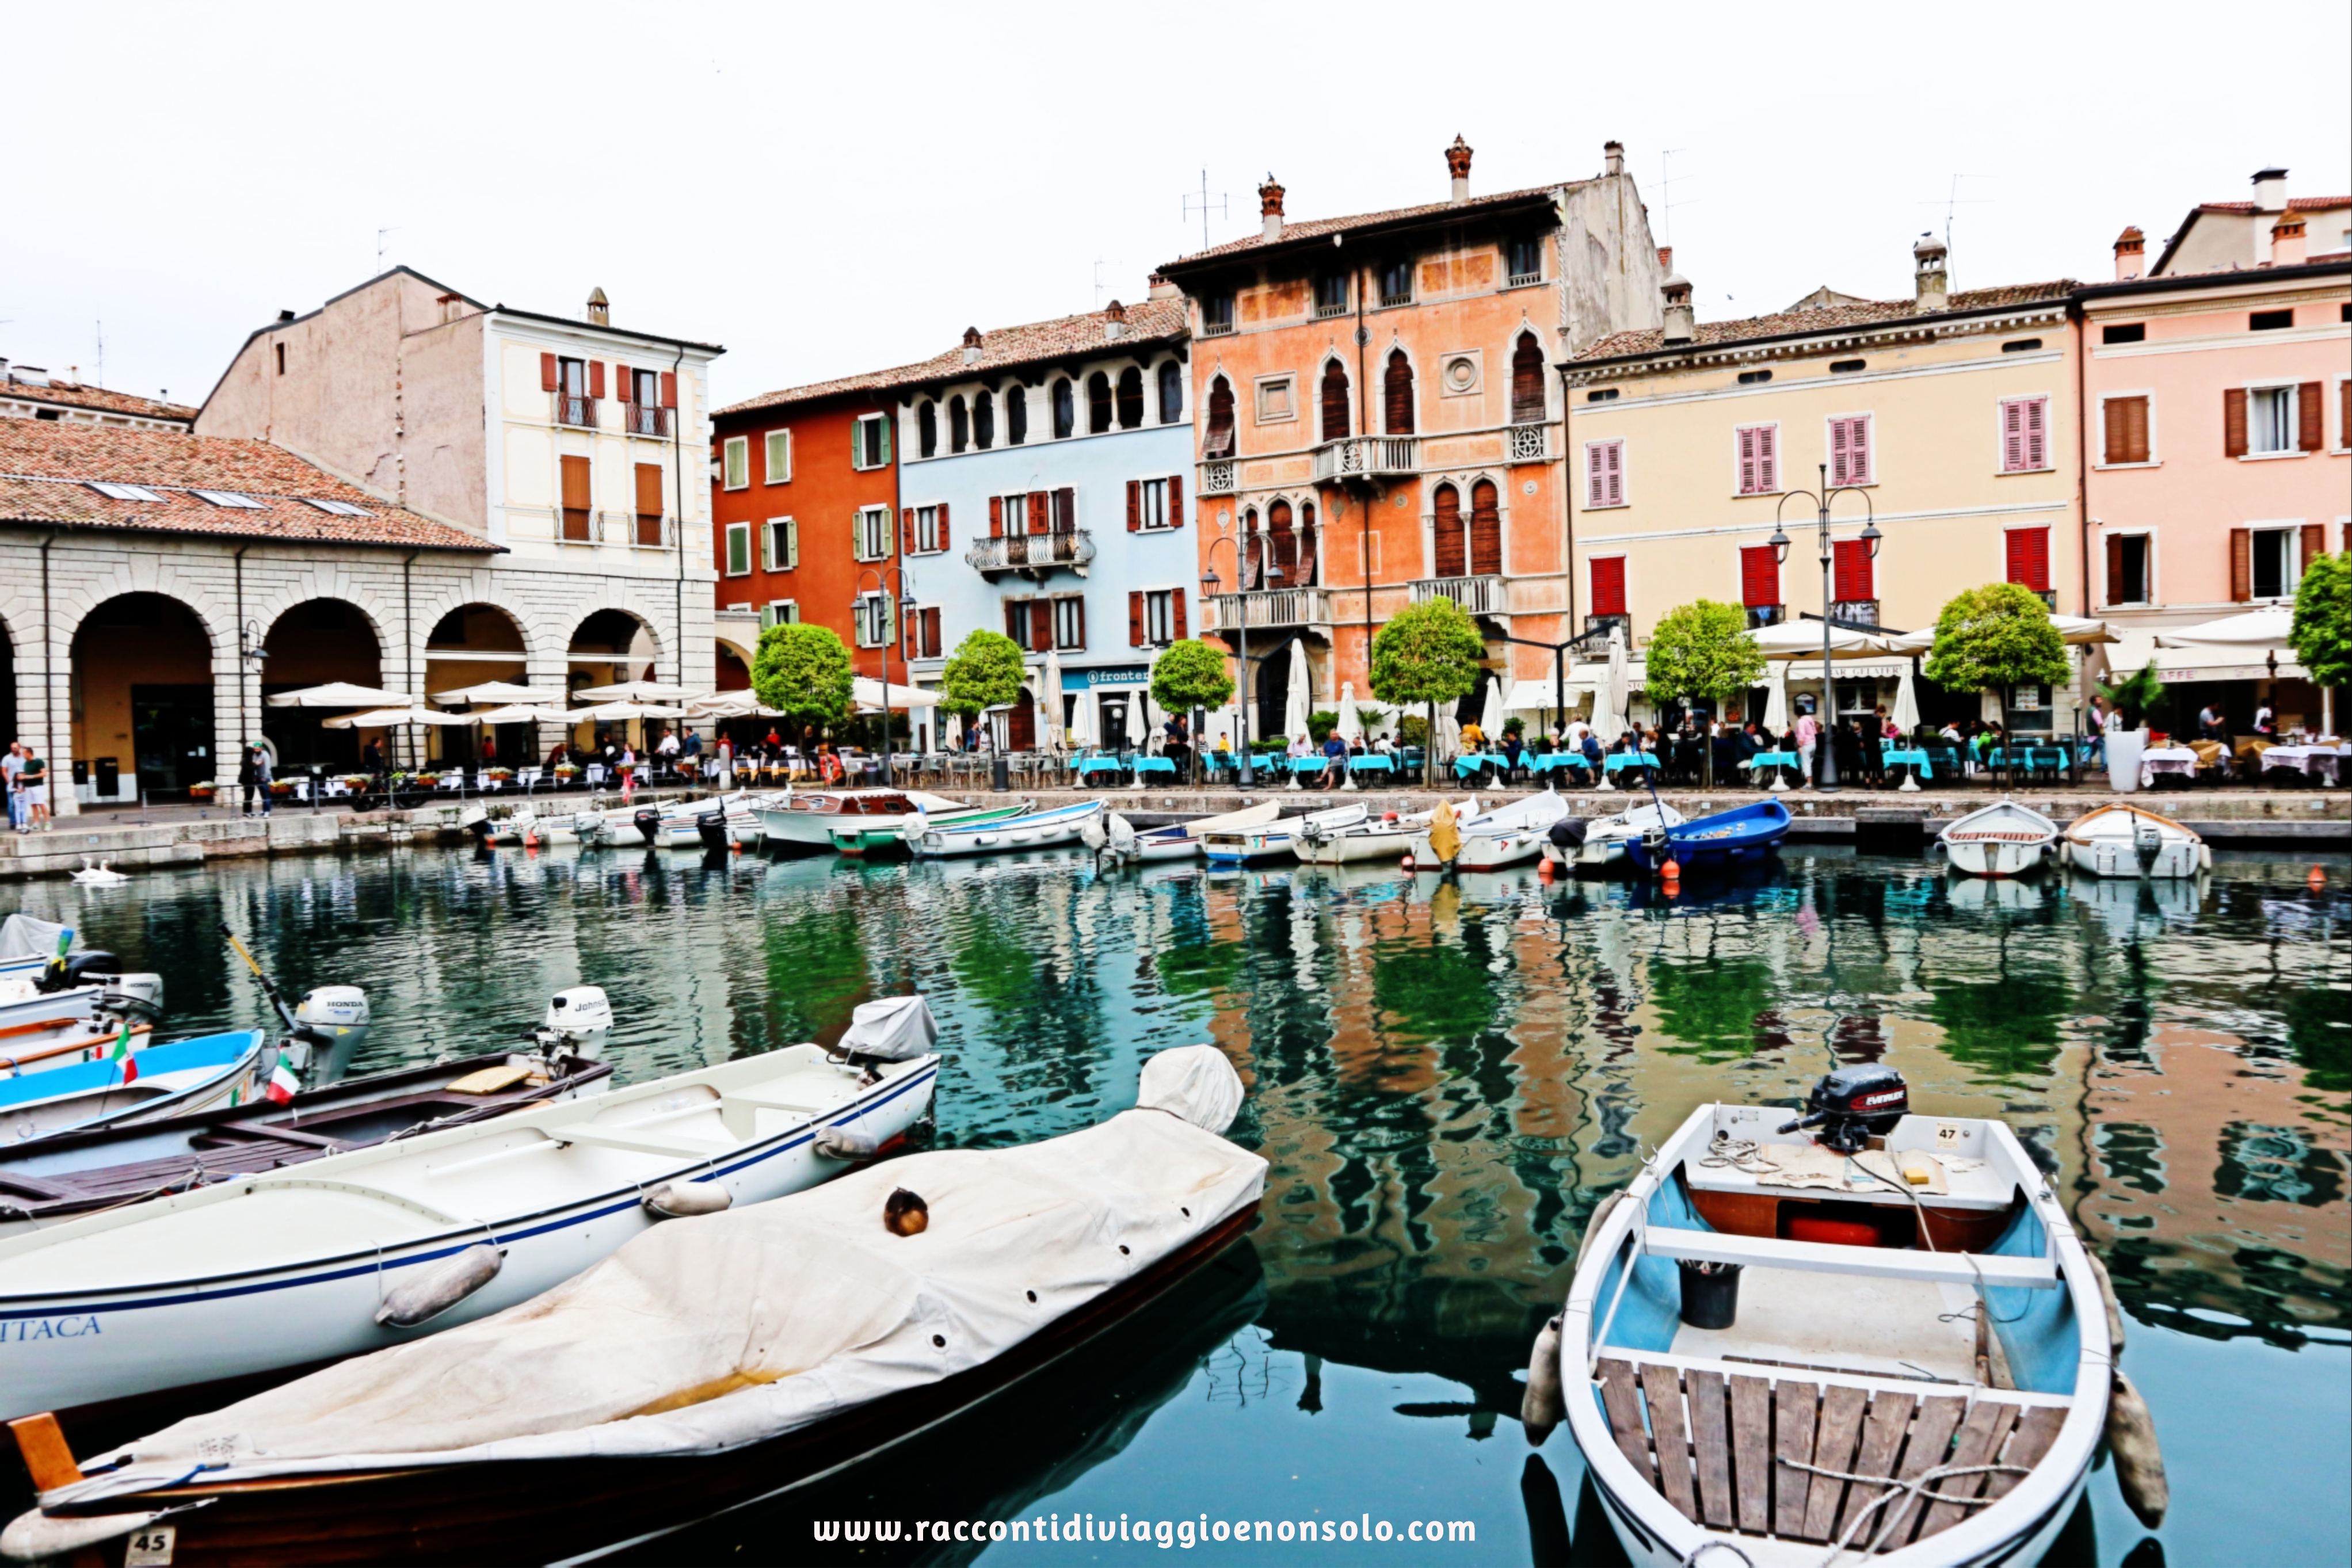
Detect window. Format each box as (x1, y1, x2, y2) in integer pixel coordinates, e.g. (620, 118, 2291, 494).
(1506, 236, 1543, 287)
(722, 436, 749, 490)
(1088, 372, 1112, 434)
(903, 604, 943, 660)
(620, 368, 668, 435)
(918, 400, 938, 457)
(1256, 375, 1294, 424)
(1158, 360, 1183, 424)
(2239, 527, 2298, 601)
(1204, 375, 1235, 457)
(852, 412, 891, 469)
(554, 356, 594, 426)
(1468, 479, 1501, 577)
(1828, 359, 1866, 375)
(2002, 338, 2042, 353)
(2005, 527, 2052, 593)
(1828, 414, 1873, 484)
(301, 497, 370, 516)
(1382, 350, 1415, 434)
(633, 461, 664, 546)
(1051, 487, 1077, 533)
(86, 481, 164, 502)
(2250, 309, 2293, 331)
(1116, 367, 1145, 429)
(2226, 383, 2323, 456)
(1131, 476, 1179, 531)
(1314, 273, 1349, 318)
(853, 505, 891, 562)
(1585, 387, 1619, 403)
(1200, 293, 1234, 336)
(2342, 378, 2351, 452)
(1737, 369, 1773, 385)
(2102, 323, 2146, 345)
(2103, 396, 2151, 464)
(1318, 361, 1351, 442)
(1999, 397, 2048, 473)
(1006, 384, 1028, 445)
(1832, 538, 1875, 603)
(949, 396, 969, 453)
(724, 521, 752, 577)
(973, 390, 994, 450)
(1003, 598, 1054, 653)
(1584, 440, 1625, 508)
(275, 343, 285, 376)
(1140, 589, 1177, 646)
(763, 517, 799, 571)
(759, 600, 800, 631)
(990, 492, 1035, 537)
(2105, 533, 2150, 606)
(910, 503, 948, 554)
(1589, 555, 1626, 617)
(1739, 545, 1781, 618)
(764, 429, 791, 484)
(188, 487, 262, 509)
(1052, 378, 1075, 440)
(1053, 596, 1087, 651)
(1735, 425, 1778, 495)
(852, 592, 893, 648)
(1511, 333, 1546, 424)
(561, 455, 591, 540)
(2248, 387, 2294, 453)
(1379, 260, 1413, 307)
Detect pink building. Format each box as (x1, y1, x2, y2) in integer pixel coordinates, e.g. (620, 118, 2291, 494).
(2080, 166, 2349, 734)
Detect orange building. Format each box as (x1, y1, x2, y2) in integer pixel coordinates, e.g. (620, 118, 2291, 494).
(1156, 139, 1661, 730)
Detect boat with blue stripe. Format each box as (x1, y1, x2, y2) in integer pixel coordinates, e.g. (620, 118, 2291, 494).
(1, 1030, 266, 1146)
(1623, 799, 1791, 875)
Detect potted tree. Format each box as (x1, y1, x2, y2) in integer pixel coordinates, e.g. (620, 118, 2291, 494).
(1642, 600, 1765, 788)
(1149, 639, 1236, 783)
(2095, 661, 2167, 792)
(938, 630, 1027, 786)
(1370, 599, 1484, 787)
(1924, 583, 2072, 790)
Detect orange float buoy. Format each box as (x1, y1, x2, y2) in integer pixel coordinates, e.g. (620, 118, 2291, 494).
(2312, 865, 2328, 890)
(1538, 857, 1556, 882)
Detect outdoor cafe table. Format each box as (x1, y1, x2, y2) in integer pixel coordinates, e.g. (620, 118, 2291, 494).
(1744, 749, 1800, 783)
(1349, 754, 1397, 777)
(2138, 746, 2200, 786)
(1072, 757, 1126, 783)
(2258, 744, 2346, 784)
(1453, 752, 1508, 780)
(1880, 747, 1934, 781)
(1603, 751, 1661, 775)
(1130, 756, 1178, 781)
(1527, 752, 1592, 779)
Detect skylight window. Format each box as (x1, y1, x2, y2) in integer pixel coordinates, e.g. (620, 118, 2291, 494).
(302, 498, 371, 517)
(86, 481, 165, 503)
(190, 489, 265, 509)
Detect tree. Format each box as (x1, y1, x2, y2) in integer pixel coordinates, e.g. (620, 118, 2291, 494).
(1149, 638, 1235, 716)
(2095, 661, 2167, 730)
(1370, 599, 1485, 765)
(937, 628, 1026, 720)
(1642, 600, 1766, 785)
(1924, 583, 2071, 785)
(751, 623, 853, 730)
(2291, 551, 2352, 692)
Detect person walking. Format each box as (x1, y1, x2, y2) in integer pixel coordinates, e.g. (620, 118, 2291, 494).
(19, 747, 49, 830)
(1794, 704, 1820, 788)
(239, 743, 263, 817)
(3, 743, 24, 833)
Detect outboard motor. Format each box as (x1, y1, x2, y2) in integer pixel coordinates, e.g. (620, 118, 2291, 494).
(532, 985, 615, 1061)
(466, 814, 498, 846)
(1549, 818, 1589, 852)
(2133, 821, 2163, 876)
(287, 985, 372, 1082)
(38, 949, 119, 994)
(696, 810, 730, 853)
(633, 807, 665, 846)
(832, 994, 938, 1085)
(1639, 824, 1671, 867)
(1779, 1065, 1909, 1154)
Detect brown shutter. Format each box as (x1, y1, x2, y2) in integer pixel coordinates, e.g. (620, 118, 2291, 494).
(1432, 484, 1465, 577)
(936, 501, 949, 548)
(634, 461, 662, 518)
(2105, 397, 2151, 464)
(1511, 333, 1546, 423)
(1320, 361, 1351, 441)
(2302, 523, 2326, 568)
(1129, 591, 1145, 647)
(561, 455, 591, 508)
(2343, 382, 2352, 453)
(1172, 590, 1188, 640)
(1469, 479, 1502, 576)
(1127, 479, 1142, 532)
(1054, 487, 1075, 533)
(588, 361, 605, 399)
(539, 352, 559, 391)
(2229, 528, 2251, 602)
(2224, 388, 2248, 457)
(902, 507, 916, 555)
(660, 371, 677, 410)
(1383, 350, 1415, 435)
(2298, 382, 2324, 451)
(1028, 492, 1050, 536)
(1031, 601, 1052, 651)
(989, 496, 1004, 538)
(615, 364, 631, 403)
(1005, 601, 1023, 643)
(924, 606, 942, 658)
(2105, 533, 2125, 605)
(1168, 473, 1184, 528)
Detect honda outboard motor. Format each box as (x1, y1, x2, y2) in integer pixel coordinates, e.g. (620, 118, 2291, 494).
(286, 985, 371, 1082)
(696, 810, 730, 853)
(532, 985, 615, 1062)
(633, 807, 665, 846)
(1779, 1065, 1908, 1154)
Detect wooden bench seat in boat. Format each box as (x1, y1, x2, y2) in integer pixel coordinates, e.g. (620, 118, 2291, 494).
(1642, 1226, 2059, 1290)
(1595, 1355, 2071, 1551)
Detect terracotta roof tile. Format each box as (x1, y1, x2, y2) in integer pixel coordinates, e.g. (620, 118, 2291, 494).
(0, 419, 496, 552)
(2287, 196, 2351, 212)
(1572, 281, 2077, 363)
(2, 374, 196, 424)
(1167, 183, 1569, 266)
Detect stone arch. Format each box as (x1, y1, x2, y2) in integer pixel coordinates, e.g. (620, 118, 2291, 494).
(260, 596, 386, 770)
(70, 589, 222, 799)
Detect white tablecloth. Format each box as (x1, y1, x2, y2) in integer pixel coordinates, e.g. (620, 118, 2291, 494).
(2260, 745, 2347, 783)
(2140, 747, 2200, 787)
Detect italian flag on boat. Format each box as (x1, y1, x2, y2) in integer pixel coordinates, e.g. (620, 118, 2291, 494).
(107, 1020, 138, 1084)
(264, 1052, 301, 1105)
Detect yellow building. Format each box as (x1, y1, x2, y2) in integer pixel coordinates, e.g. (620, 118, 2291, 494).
(1560, 239, 2084, 733)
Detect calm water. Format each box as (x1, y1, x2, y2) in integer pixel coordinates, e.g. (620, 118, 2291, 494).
(15, 841, 2348, 1566)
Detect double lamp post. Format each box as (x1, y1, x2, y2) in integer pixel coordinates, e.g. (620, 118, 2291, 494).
(1769, 462, 1879, 792)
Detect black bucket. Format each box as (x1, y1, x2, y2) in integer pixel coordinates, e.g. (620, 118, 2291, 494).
(1678, 1261, 1743, 1329)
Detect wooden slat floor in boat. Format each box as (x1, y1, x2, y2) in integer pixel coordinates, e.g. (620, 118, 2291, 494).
(1594, 1359, 2067, 1552)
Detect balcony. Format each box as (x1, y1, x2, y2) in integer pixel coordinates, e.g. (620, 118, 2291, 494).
(1312, 436, 1419, 483)
(2029, 588, 2057, 610)
(561, 510, 674, 547)
(1205, 587, 1334, 632)
(1200, 460, 1236, 494)
(1745, 605, 1785, 630)
(1584, 612, 1632, 642)
(966, 530, 1095, 579)
(1505, 421, 1551, 462)
(1831, 600, 1881, 627)
(556, 394, 596, 429)
(623, 403, 670, 438)
(1413, 575, 1511, 616)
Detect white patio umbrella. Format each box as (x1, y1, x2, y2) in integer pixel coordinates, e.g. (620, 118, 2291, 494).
(1596, 628, 1630, 791)
(852, 677, 944, 714)
(1337, 682, 1362, 743)
(470, 704, 571, 726)
(691, 691, 786, 719)
(578, 701, 692, 722)
(1887, 615, 2118, 654)
(1751, 621, 1901, 661)
(1038, 650, 1065, 750)
(268, 682, 414, 709)
(572, 680, 700, 703)
(1124, 686, 1145, 753)
(2152, 608, 2295, 648)
(1478, 672, 1505, 746)
(1282, 638, 1312, 741)
(432, 681, 567, 706)
(1066, 685, 1096, 750)
(322, 705, 477, 729)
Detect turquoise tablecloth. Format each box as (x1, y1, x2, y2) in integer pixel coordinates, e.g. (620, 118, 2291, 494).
(1880, 748, 1933, 779)
(1073, 757, 1124, 780)
(1453, 753, 1508, 779)
(1350, 754, 1396, 774)
(1528, 752, 1593, 775)
(1604, 751, 1661, 773)
(1131, 757, 1177, 779)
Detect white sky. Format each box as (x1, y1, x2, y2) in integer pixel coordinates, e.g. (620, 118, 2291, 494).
(7, 1, 2346, 414)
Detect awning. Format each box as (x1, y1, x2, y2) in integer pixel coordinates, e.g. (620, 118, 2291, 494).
(1772, 661, 1914, 682)
(2107, 628, 2304, 685)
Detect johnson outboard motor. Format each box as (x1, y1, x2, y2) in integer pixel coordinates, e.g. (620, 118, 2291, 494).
(1779, 1065, 1909, 1154)
(632, 807, 665, 846)
(696, 810, 730, 853)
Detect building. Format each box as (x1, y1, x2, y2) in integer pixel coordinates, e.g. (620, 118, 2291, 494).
(196, 268, 723, 754)
(1153, 139, 1662, 735)
(3, 361, 195, 432)
(2080, 167, 2351, 735)
(1561, 238, 2085, 735)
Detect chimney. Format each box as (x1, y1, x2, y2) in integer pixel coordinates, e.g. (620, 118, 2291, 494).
(1258, 174, 1286, 243)
(1657, 246, 1674, 274)
(2271, 211, 2308, 268)
(2251, 166, 2288, 212)
(1913, 234, 1949, 314)
(962, 326, 984, 367)
(1148, 270, 1177, 300)
(1104, 299, 1128, 341)
(1661, 269, 1694, 345)
(1446, 135, 1474, 204)
(2112, 226, 2145, 281)
(587, 287, 610, 326)
(276, 309, 295, 322)
(1603, 140, 1625, 177)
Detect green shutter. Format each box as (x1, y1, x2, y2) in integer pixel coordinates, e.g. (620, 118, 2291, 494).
(726, 523, 749, 575)
(785, 518, 799, 570)
(878, 417, 892, 466)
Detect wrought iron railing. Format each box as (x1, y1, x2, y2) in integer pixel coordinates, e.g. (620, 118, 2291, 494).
(966, 531, 1095, 574)
(1584, 612, 1632, 640)
(555, 395, 596, 429)
(1413, 575, 1511, 615)
(1312, 436, 1418, 482)
(1745, 605, 1785, 630)
(624, 403, 670, 438)
(1204, 588, 1334, 631)
(1831, 599, 1881, 626)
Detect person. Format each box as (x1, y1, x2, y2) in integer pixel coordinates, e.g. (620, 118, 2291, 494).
(1163, 713, 1192, 781)
(1501, 726, 1525, 780)
(656, 727, 681, 779)
(2252, 697, 2276, 739)
(240, 742, 269, 817)
(3, 742, 23, 833)
(1373, 731, 1395, 756)
(18, 747, 47, 830)
(1316, 730, 1347, 789)
(1460, 718, 1485, 753)
(2085, 696, 2110, 768)
(2197, 703, 2225, 744)
(1794, 705, 1820, 788)
(363, 737, 386, 776)
(1565, 715, 1592, 752)
(1865, 704, 1889, 787)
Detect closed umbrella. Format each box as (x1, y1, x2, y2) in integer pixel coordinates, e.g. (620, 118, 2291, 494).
(1124, 687, 1145, 754)
(1039, 650, 1065, 751)
(1066, 684, 1095, 750)
(1283, 639, 1312, 743)
(1597, 628, 1630, 791)
(1889, 662, 1923, 792)
(1762, 667, 1789, 735)
(1478, 673, 1505, 750)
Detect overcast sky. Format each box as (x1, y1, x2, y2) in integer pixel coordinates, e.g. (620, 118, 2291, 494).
(7, 1, 2346, 415)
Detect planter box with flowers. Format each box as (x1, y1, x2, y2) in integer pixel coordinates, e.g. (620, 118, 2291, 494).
(189, 782, 216, 800)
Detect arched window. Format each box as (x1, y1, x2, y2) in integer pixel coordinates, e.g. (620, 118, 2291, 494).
(1470, 479, 1502, 576)
(1005, 384, 1028, 446)
(1088, 372, 1113, 434)
(1157, 360, 1183, 423)
(973, 388, 995, 449)
(1205, 375, 1235, 457)
(1116, 366, 1145, 429)
(1298, 501, 1319, 586)
(1268, 498, 1297, 578)
(1510, 333, 1546, 424)
(1431, 482, 1465, 577)
(1241, 507, 1262, 587)
(1319, 361, 1350, 442)
(917, 399, 938, 458)
(1383, 349, 1415, 436)
(949, 395, 970, 453)
(1052, 378, 1075, 440)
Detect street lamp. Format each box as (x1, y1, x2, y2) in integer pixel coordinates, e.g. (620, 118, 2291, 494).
(855, 566, 910, 788)
(1772, 463, 1877, 792)
(1200, 534, 1279, 789)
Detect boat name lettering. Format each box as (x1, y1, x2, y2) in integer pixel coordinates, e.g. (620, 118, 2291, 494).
(1858, 1090, 1905, 1109)
(2, 1315, 101, 1342)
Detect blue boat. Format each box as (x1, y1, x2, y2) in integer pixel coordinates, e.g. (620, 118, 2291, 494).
(1, 1029, 268, 1144)
(1622, 799, 1791, 875)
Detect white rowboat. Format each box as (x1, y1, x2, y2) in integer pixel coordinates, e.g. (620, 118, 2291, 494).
(2057, 803, 2209, 879)
(1294, 800, 1477, 865)
(1202, 804, 1367, 865)
(1408, 789, 1569, 871)
(756, 788, 979, 850)
(1939, 800, 2059, 878)
(910, 800, 1104, 859)
(1126, 801, 1284, 864)
(1541, 802, 1686, 871)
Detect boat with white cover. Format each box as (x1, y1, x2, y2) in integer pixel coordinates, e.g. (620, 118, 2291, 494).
(1114, 800, 1284, 864)
(1938, 800, 2058, 878)
(3, 1047, 1265, 1567)
(1202, 803, 1367, 865)
(1294, 800, 1477, 865)
(1542, 803, 1688, 872)
(1406, 789, 1569, 871)
(1534, 1065, 2144, 1567)
(2057, 803, 2208, 879)
(0, 997, 940, 1424)
(756, 788, 981, 851)
(910, 799, 1105, 858)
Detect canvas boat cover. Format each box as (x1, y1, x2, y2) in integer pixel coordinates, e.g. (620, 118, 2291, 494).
(837, 995, 937, 1062)
(59, 1047, 1264, 1497)
(0, 915, 77, 962)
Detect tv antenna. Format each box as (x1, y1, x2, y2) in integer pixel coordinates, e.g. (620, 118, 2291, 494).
(1918, 176, 1993, 248)
(94, 320, 104, 388)
(1657, 148, 1695, 246)
(1181, 168, 1228, 252)
(377, 226, 402, 270)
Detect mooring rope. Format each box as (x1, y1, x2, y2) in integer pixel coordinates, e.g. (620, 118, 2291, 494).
(1773, 1454, 2030, 1564)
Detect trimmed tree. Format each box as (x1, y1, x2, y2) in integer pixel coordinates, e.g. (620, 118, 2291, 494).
(937, 630, 1027, 737)
(1150, 638, 1237, 780)
(1924, 583, 2072, 784)
(2290, 551, 2352, 696)
(751, 622, 853, 732)
(1370, 599, 1485, 770)
(1642, 600, 1765, 787)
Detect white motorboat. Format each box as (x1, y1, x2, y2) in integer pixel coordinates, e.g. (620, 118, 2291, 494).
(1294, 799, 1477, 865)
(1202, 803, 1367, 865)
(1407, 789, 1569, 871)
(756, 787, 985, 851)
(1, 1030, 267, 1146)
(0, 997, 941, 1422)
(910, 799, 1104, 859)
(1542, 802, 1687, 871)
(2057, 803, 2209, 879)
(1938, 800, 2059, 878)
(1120, 801, 1284, 864)
(1535, 1067, 2141, 1567)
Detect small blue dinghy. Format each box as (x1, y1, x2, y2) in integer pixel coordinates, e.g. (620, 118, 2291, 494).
(0, 1029, 268, 1145)
(1623, 798, 1791, 874)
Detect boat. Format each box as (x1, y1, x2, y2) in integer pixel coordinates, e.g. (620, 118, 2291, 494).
(1297, 799, 1478, 865)
(2057, 803, 2209, 879)
(2, 1047, 1265, 1567)
(0, 1047, 613, 1238)
(1202, 803, 1367, 865)
(0, 996, 941, 1424)
(1114, 800, 1284, 864)
(909, 799, 1104, 859)
(1531, 1067, 2139, 1567)
(755, 787, 985, 852)
(1542, 802, 1687, 872)
(1405, 791, 1570, 871)
(830, 798, 1029, 857)
(1938, 800, 2059, 878)
(1, 1031, 268, 1146)
(1623, 798, 1791, 875)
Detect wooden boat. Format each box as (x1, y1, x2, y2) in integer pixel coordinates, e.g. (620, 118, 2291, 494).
(0, 1050, 613, 1238)
(1538, 1068, 2129, 1567)
(754, 788, 981, 851)
(1294, 800, 1476, 865)
(1, 1032, 266, 1147)
(1542, 802, 1686, 872)
(1938, 800, 2057, 878)
(3, 1047, 1264, 1567)
(2056, 803, 2208, 879)
(1120, 800, 1284, 864)
(831, 799, 1027, 857)
(0, 1001, 940, 1424)
(910, 799, 1104, 859)
(1203, 803, 1367, 865)
(1405, 791, 1569, 871)
(1624, 799, 1791, 875)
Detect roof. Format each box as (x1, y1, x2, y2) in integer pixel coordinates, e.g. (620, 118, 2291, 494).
(714, 356, 956, 418)
(1158, 183, 1568, 272)
(2, 373, 196, 425)
(0, 419, 498, 552)
(2153, 196, 2352, 276)
(2074, 254, 2352, 304)
(1570, 281, 2077, 366)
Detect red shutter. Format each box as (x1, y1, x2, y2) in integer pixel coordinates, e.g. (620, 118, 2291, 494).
(989, 496, 1004, 538)
(1127, 479, 1142, 532)
(1757, 426, 1777, 493)
(1129, 591, 1145, 647)
(1591, 556, 1626, 617)
(615, 364, 631, 403)
(1031, 601, 1052, 652)
(660, 371, 677, 410)
(1833, 539, 1874, 602)
(2105, 534, 2126, 605)
(2223, 388, 2247, 457)
(2298, 382, 2324, 452)
(1028, 492, 1050, 536)
(587, 361, 605, 399)
(937, 502, 949, 547)
(924, 606, 942, 658)
(2022, 400, 2045, 471)
(539, 352, 558, 392)
(1172, 590, 1188, 640)
(1740, 545, 1778, 608)
(901, 507, 916, 555)
(2006, 528, 2050, 592)
(1168, 472, 1184, 528)
(2229, 528, 2251, 601)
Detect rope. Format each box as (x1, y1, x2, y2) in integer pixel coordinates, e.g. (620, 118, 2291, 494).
(1699, 1131, 1782, 1176)
(1774, 1455, 2030, 1565)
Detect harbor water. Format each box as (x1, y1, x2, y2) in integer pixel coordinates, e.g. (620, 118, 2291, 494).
(12, 842, 2346, 1566)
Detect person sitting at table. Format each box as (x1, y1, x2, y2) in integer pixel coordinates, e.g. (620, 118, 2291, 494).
(1319, 731, 1348, 789)
(1460, 718, 1485, 753)
(1579, 729, 1605, 775)
(2196, 703, 2225, 744)
(1373, 732, 1396, 756)
(1499, 728, 1524, 779)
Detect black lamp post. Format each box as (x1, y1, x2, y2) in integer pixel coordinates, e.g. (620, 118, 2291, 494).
(1771, 463, 1878, 792)
(855, 567, 910, 788)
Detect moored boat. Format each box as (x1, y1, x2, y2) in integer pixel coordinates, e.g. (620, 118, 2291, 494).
(1938, 799, 2058, 878)
(1123, 800, 1284, 864)
(1294, 799, 1476, 865)
(1202, 803, 1366, 865)
(2057, 803, 2208, 879)
(1404, 790, 1569, 871)
(1, 1031, 267, 1147)
(1623, 798, 1791, 875)
(910, 799, 1105, 859)
(831, 798, 1028, 856)
(1542, 802, 1686, 872)
(756, 788, 981, 852)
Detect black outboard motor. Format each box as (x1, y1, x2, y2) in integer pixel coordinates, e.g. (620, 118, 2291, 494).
(696, 810, 730, 853)
(632, 807, 665, 846)
(38, 951, 121, 994)
(466, 816, 498, 845)
(1548, 818, 1589, 852)
(1778, 1065, 1908, 1154)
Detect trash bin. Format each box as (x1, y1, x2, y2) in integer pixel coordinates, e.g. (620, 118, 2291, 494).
(94, 757, 120, 798)
(990, 756, 1010, 793)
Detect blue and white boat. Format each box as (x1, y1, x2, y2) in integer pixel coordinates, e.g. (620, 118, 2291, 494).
(909, 799, 1104, 859)
(1202, 803, 1367, 866)
(1, 1030, 267, 1146)
(1623, 798, 1791, 875)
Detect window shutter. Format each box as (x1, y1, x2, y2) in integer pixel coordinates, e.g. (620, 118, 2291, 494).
(1852, 415, 1874, 483)
(1432, 485, 1465, 577)
(539, 352, 558, 392)
(989, 496, 1004, 538)
(1168, 473, 1184, 528)
(1005, 602, 1023, 644)
(1129, 591, 1145, 647)
(936, 503, 948, 548)
(1591, 556, 1626, 617)
(1172, 590, 1188, 640)
(2105, 533, 2125, 604)
(2229, 528, 2251, 601)
(1127, 480, 1142, 532)
(2022, 400, 2045, 471)
(660, 371, 677, 410)
(1469, 480, 1502, 577)
(785, 518, 799, 570)
(1383, 350, 1415, 435)
(588, 361, 605, 399)
(2298, 382, 2324, 451)
(1739, 544, 1778, 608)
(2105, 396, 2151, 465)
(1737, 428, 1756, 496)
(1031, 600, 1052, 653)
(1829, 418, 1850, 486)
(901, 507, 915, 556)
(2343, 382, 2352, 452)
(1028, 492, 1050, 536)
(1833, 539, 1874, 602)
(761, 521, 775, 571)
(2301, 522, 2326, 569)
(1073, 597, 1086, 650)
(2001, 400, 2025, 472)
(615, 364, 631, 403)
(1054, 487, 1076, 533)
(1605, 440, 1624, 505)
(2224, 388, 2248, 457)
(924, 606, 941, 658)
(1588, 442, 1609, 507)
(2103, 399, 2125, 465)
(878, 417, 892, 466)
(2007, 528, 2050, 592)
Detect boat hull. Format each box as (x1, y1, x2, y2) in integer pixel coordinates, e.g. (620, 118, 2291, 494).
(913, 803, 1101, 859)
(2058, 804, 2209, 878)
(1944, 835, 2051, 878)
(1, 1033, 266, 1147)
(1295, 827, 1419, 865)
(1623, 802, 1791, 874)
